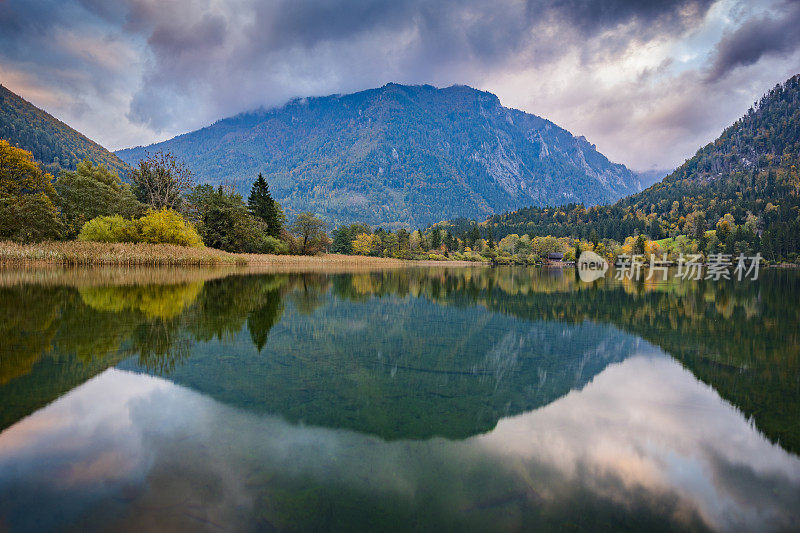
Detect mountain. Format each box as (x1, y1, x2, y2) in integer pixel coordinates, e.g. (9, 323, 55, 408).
(116, 83, 641, 228)
(484, 73, 800, 260)
(0, 84, 130, 176)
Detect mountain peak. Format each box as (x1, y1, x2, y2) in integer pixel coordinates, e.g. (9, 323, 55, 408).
(116, 84, 639, 228)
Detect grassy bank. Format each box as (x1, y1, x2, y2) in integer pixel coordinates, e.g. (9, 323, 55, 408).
(0, 241, 243, 266)
(0, 241, 486, 268)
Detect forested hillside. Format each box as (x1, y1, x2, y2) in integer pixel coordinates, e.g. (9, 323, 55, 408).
(0, 85, 129, 176)
(117, 83, 641, 228)
(484, 74, 800, 261)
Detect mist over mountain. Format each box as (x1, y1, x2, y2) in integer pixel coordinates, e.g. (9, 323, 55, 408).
(635, 168, 671, 189)
(117, 83, 641, 228)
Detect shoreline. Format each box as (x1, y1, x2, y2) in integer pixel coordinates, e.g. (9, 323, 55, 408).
(0, 241, 487, 269)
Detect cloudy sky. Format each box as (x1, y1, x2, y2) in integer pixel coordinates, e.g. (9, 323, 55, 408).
(1, 0, 799, 170)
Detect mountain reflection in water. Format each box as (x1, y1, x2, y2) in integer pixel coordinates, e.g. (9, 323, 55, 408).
(0, 266, 798, 531)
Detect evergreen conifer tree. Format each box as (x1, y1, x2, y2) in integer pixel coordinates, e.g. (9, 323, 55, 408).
(248, 173, 282, 238)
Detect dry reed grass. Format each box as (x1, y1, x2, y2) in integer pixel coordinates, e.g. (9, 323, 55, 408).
(0, 241, 242, 266)
(0, 242, 486, 275)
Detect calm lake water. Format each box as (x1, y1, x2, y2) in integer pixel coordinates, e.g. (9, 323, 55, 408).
(0, 266, 798, 531)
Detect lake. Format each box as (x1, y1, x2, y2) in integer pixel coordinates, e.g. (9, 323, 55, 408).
(0, 265, 798, 531)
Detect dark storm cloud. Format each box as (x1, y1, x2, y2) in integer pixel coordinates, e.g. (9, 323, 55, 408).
(540, 0, 714, 34)
(0, 0, 798, 167)
(707, 0, 800, 81)
(106, 0, 718, 131)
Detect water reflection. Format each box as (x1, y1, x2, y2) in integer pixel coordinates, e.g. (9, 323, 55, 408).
(2, 356, 798, 531)
(0, 266, 799, 530)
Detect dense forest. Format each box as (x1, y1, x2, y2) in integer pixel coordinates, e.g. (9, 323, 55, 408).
(482, 75, 800, 261)
(0, 85, 130, 176)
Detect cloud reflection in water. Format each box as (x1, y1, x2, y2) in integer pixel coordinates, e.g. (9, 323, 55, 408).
(1, 345, 798, 531)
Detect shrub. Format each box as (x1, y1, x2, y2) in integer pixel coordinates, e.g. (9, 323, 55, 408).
(262, 236, 289, 254)
(78, 215, 135, 243)
(78, 209, 203, 248)
(137, 209, 203, 247)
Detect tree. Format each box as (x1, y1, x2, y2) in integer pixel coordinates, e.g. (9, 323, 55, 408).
(352, 232, 380, 255)
(331, 226, 353, 254)
(131, 151, 194, 210)
(56, 159, 141, 238)
(331, 223, 371, 254)
(634, 234, 647, 255)
(409, 230, 423, 252)
(289, 212, 330, 255)
(248, 173, 284, 238)
(465, 225, 481, 250)
(498, 234, 520, 255)
(186, 184, 283, 253)
(716, 213, 736, 244)
(444, 230, 456, 252)
(383, 231, 400, 256)
(429, 229, 441, 250)
(0, 140, 61, 241)
(589, 229, 599, 248)
(397, 228, 410, 255)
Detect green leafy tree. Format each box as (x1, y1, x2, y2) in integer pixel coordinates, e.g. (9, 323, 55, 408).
(465, 225, 481, 249)
(56, 159, 141, 238)
(331, 223, 370, 254)
(397, 228, 410, 256)
(589, 229, 599, 248)
(187, 184, 284, 253)
(289, 212, 330, 255)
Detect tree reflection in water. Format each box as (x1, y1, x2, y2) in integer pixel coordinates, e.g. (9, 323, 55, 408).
(0, 266, 798, 452)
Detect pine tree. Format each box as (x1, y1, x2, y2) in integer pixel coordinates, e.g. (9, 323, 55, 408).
(430, 229, 441, 250)
(589, 229, 599, 248)
(445, 230, 455, 252)
(248, 173, 282, 238)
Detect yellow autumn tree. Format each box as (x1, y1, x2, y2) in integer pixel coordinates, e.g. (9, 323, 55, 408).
(351, 232, 380, 255)
(0, 140, 62, 241)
